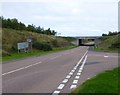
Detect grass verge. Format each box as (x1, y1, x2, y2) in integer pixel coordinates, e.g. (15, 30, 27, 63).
(71, 67, 119, 94)
(93, 46, 119, 53)
(2, 46, 77, 63)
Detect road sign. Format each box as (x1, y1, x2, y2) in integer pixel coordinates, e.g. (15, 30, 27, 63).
(17, 42, 28, 50)
(27, 38, 32, 42)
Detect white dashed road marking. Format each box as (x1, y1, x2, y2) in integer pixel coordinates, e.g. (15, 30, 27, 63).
(75, 76, 80, 79)
(74, 67, 77, 70)
(69, 72, 73, 75)
(66, 75, 71, 79)
(78, 70, 82, 73)
(52, 50, 88, 94)
(62, 79, 68, 83)
(77, 73, 81, 76)
(73, 80, 78, 84)
(52, 91, 60, 95)
(2, 61, 42, 76)
(57, 84, 65, 90)
(71, 70, 75, 72)
(104, 56, 109, 58)
(70, 85, 77, 89)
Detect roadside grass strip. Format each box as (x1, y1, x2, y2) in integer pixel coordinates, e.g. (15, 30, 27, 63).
(71, 67, 119, 94)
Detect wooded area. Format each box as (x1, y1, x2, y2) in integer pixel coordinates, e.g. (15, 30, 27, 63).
(0, 16, 57, 35)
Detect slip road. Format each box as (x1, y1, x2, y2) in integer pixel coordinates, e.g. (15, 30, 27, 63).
(2, 46, 118, 94)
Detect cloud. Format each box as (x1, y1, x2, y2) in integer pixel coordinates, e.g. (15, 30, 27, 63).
(1, 0, 118, 36)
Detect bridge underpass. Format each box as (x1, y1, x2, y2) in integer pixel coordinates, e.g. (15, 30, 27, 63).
(76, 36, 100, 46)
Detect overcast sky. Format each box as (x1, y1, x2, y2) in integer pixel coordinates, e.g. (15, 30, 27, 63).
(1, 0, 119, 36)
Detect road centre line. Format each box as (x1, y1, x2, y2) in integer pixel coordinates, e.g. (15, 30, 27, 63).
(69, 72, 73, 75)
(77, 73, 81, 76)
(57, 84, 65, 90)
(50, 56, 60, 60)
(70, 55, 88, 90)
(75, 50, 88, 68)
(62, 79, 68, 83)
(52, 50, 88, 94)
(75, 76, 80, 79)
(73, 80, 78, 84)
(66, 75, 71, 79)
(2, 61, 42, 76)
(71, 70, 75, 72)
(70, 85, 77, 89)
(52, 91, 60, 95)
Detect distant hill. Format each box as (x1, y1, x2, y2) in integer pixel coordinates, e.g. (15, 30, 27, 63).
(2, 28, 74, 56)
(95, 34, 120, 52)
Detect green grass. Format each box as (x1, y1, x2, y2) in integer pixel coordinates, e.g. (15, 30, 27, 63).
(71, 68, 119, 94)
(94, 46, 119, 53)
(2, 46, 77, 62)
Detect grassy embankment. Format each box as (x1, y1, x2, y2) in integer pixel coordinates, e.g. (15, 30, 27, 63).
(94, 34, 120, 52)
(2, 28, 76, 62)
(71, 67, 119, 94)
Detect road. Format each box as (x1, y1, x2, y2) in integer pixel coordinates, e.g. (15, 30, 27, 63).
(2, 46, 118, 94)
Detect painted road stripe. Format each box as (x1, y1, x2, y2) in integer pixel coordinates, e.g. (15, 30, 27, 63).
(75, 76, 80, 79)
(87, 77, 90, 80)
(77, 73, 81, 76)
(70, 85, 77, 89)
(82, 55, 88, 66)
(75, 50, 88, 67)
(71, 70, 75, 72)
(50, 56, 60, 60)
(73, 80, 78, 84)
(62, 79, 68, 83)
(52, 91, 60, 95)
(79, 67, 83, 70)
(57, 84, 65, 90)
(66, 75, 71, 79)
(74, 67, 77, 70)
(78, 70, 82, 73)
(2, 61, 42, 76)
(104, 56, 108, 58)
(69, 72, 73, 75)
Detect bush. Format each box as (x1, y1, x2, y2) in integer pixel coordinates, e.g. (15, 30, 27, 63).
(51, 40, 58, 47)
(2, 50, 11, 56)
(32, 42, 52, 51)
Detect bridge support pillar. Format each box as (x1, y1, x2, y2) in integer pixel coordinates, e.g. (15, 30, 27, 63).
(78, 39, 82, 46)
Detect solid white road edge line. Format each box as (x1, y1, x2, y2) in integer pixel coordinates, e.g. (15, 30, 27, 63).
(2, 61, 42, 76)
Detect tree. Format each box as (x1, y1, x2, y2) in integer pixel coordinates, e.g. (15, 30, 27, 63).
(27, 24, 35, 32)
(1, 16, 57, 36)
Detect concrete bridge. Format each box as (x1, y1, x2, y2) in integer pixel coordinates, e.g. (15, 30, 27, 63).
(73, 36, 101, 46)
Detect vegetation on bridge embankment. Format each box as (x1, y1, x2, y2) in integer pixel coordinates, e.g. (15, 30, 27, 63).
(94, 32, 120, 52)
(1, 17, 76, 62)
(2, 28, 75, 57)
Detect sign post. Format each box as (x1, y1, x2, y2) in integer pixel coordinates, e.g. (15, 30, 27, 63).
(27, 38, 32, 52)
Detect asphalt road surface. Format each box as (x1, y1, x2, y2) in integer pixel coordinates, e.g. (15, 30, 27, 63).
(2, 46, 118, 94)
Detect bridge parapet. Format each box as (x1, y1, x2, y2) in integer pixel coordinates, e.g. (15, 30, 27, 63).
(76, 36, 100, 39)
